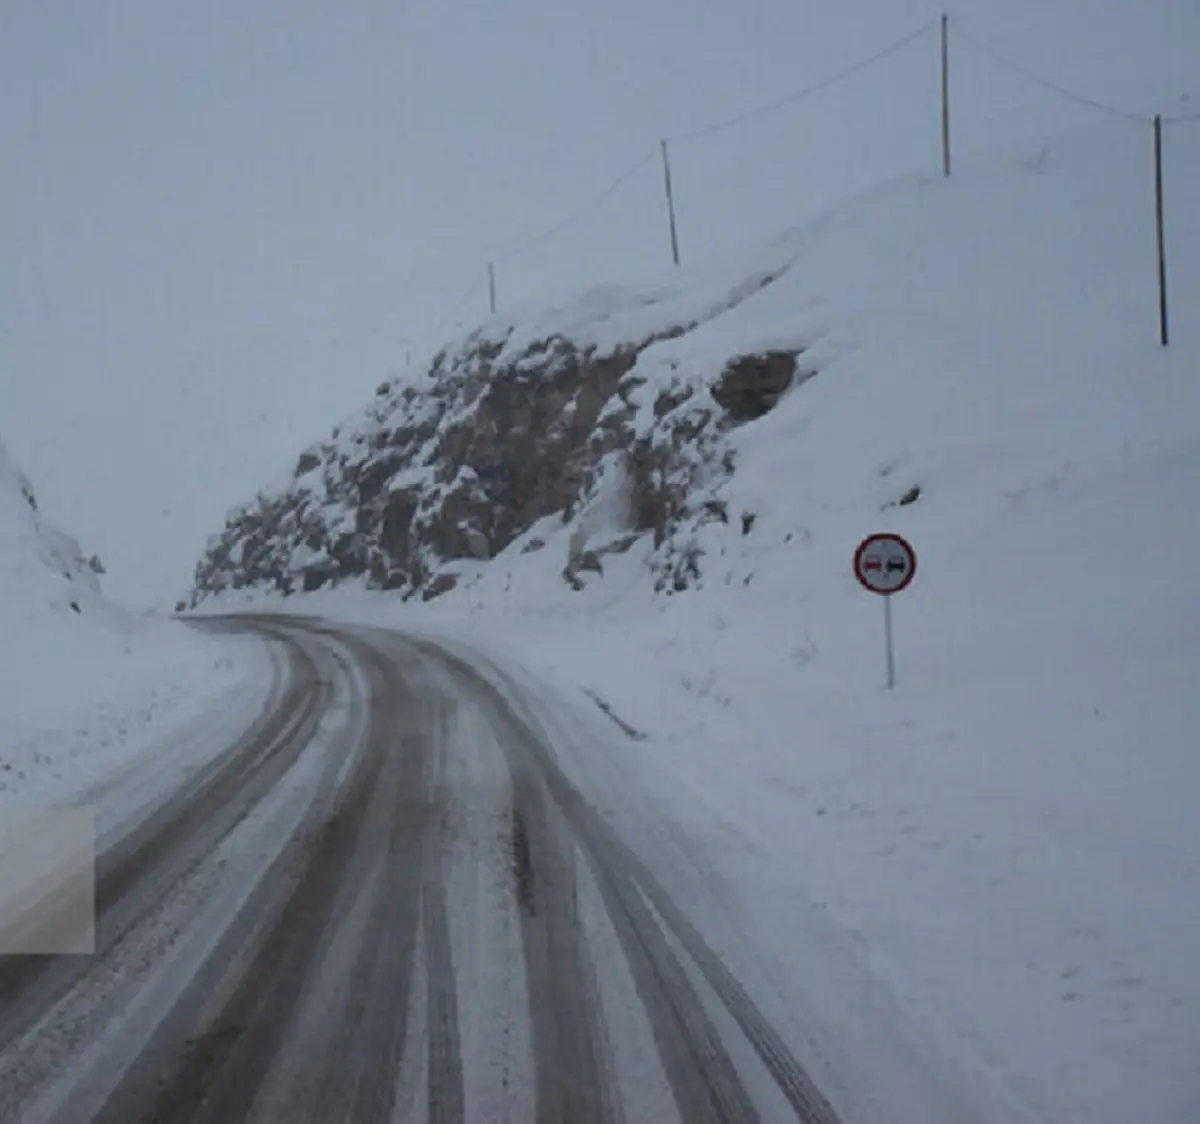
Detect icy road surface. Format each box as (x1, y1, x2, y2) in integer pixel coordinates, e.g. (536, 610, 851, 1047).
(0, 614, 844, 1124)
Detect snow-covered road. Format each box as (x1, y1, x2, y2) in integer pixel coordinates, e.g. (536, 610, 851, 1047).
(0, 614, 858, 1124)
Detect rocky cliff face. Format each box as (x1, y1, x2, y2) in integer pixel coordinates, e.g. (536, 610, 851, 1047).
(189, 275, 812, 606)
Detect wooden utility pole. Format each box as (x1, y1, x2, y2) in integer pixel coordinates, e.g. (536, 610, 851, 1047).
(941, 13, 951, 177)
(660, 140, 681, 267)
(1153, 115, 1169, 346)
(488, 262, 497, 315)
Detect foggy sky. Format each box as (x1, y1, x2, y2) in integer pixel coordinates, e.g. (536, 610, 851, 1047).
(1, 0, 1196, 604)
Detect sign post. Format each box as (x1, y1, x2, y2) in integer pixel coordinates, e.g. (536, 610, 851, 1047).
(883, 593, 895, 689)
(853, 532, 917, 690)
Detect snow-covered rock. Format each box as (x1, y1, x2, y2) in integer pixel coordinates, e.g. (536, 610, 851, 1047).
(0, 437, 105, 619)
(189, 268, 811, 604)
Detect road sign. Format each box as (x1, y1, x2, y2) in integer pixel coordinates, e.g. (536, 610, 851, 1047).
(853, 533, 916, 596)
(853, 533, 917, 690)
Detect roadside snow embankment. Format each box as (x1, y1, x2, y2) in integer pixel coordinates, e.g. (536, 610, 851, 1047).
(215, 120, 1200, 1124)
(0, 438, 260, 806)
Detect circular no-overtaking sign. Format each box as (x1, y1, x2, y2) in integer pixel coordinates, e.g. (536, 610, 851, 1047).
(853, 533, 917, 595)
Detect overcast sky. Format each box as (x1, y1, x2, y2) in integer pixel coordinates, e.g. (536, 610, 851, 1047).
(1, 0, 1196, 605)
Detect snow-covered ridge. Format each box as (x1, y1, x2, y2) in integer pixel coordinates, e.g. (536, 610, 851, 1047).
(188, 239, 815, 607)
(0, 436, 105, 617)
(0, 437, 258, 808)
(189, 119, 1200, 627)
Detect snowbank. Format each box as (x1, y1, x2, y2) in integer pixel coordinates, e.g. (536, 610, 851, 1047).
(0, 438, 257, 806)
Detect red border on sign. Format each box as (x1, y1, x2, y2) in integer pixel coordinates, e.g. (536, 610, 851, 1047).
(853, 532, 917, 595)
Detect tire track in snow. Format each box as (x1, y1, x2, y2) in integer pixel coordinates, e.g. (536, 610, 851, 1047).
(507, 762, 620, 1124)
(0, 630, 336, 1120)
(0, 616, 843, 1123)
(424, 848, 466, 1124)
(102, 636, 424, 1124)
(426, 638, 843, 1124)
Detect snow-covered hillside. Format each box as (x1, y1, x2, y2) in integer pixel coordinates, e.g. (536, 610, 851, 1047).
(188, 249, 809, 606)
(0, 437, 105, 615)
(0, 437, 251, 806)
(192, 118, 1200, 1123)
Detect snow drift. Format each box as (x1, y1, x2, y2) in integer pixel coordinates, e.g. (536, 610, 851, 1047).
(0, 437, 250, 806)
(0, 436, 105, 620)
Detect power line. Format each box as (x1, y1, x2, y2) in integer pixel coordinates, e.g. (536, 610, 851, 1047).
(491, 23, 938, 273)
(487, 24, 938, 270)
(950, 18, 1151, 124)
(423, 269, 491, 353)
(667, 21, 936, 144)
(493, 149, 658, 264)
(447, 270, 489, 319)
(431, 14, 1191, 350)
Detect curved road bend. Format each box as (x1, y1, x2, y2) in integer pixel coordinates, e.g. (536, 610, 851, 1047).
(0, 614, 842, 1124)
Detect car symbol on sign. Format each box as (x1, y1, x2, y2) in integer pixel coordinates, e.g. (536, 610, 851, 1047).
(863, 557, 883, 572)
(886, 558, 907, 573)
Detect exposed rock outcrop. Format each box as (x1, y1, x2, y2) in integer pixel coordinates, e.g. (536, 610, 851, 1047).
(711, 351, 804, 421)
(190, 296, 813, 605)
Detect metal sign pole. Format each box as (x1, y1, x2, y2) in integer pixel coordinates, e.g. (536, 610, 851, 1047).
(1154, 114, 1169, 347)
(660, 139, 681, 267)
(884, 594, 896, 690)
(941, 13, 951, 178)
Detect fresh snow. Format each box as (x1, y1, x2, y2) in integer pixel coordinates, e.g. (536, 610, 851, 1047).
(0, 437, 265, 809)
(210, 118, 1200, 1123)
